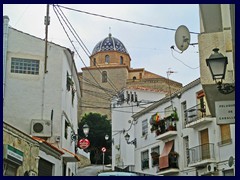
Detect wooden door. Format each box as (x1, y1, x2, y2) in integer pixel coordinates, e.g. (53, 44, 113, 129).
(200, 129, 210, 160)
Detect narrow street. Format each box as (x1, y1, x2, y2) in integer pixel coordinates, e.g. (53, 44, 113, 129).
(76, 165, 112, 176)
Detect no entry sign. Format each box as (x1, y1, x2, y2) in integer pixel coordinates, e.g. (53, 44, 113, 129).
(78, 138, 90, 149)
(101, 147, 106, 153)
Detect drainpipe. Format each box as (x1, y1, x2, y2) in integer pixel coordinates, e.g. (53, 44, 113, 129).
(3, 16, 9, 102)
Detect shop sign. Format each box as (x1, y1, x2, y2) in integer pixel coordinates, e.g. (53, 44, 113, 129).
(4, 144, 24, 165)
(215, 101, 235, 124)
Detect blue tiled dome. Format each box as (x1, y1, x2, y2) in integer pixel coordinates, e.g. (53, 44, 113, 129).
(92, 33, 128, 55)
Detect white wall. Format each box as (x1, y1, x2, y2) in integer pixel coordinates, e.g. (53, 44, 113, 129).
(4, 28, 80, 176)
(111, 88, 165, 170)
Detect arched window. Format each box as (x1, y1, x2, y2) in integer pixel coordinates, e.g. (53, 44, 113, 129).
(93, 58, 96, 66)
(120, 56, 123, 64)
(133, 76, 136, 81)
(102, 71, 107, 83)
(105, 55, 110, 64)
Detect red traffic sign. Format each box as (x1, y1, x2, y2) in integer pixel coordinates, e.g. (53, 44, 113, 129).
(78, 138, 90, 149)
(101, 147, 106, 153)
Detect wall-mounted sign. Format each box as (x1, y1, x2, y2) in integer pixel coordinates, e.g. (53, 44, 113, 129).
(3, 144, 24, 165)
(215, 101, 235, 124)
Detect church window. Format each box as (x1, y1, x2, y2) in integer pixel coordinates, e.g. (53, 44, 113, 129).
(102, 71, 107, 83)
(105, 55, 110, 64)
(120, 56, 123, 64)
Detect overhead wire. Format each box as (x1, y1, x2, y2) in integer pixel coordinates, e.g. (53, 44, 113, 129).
(53, 5, 114, 99)
(56, 4, 199, 35)
(53, 4, 121, 96)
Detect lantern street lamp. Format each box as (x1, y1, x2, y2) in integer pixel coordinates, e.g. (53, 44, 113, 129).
(83, 124, 90, 137)
(206, 48, 235, 94)
(105, 134, 114, 145)
(124, 133, 136, 147)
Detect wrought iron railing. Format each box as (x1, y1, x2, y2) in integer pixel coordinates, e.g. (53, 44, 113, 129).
(184, 103, 206, 125)
(188, 143, 215, 164)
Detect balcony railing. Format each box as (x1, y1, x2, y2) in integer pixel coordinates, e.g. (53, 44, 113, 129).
(188, 143, 215, 165)
(184, 103, 206, 125)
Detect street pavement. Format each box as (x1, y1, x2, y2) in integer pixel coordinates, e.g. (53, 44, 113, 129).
(76, 165, 112, 176)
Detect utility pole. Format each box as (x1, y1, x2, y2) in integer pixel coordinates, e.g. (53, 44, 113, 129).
(44, 4, 50, 73)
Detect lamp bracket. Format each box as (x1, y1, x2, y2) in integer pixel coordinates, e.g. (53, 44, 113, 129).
(217, 81, 235, 94)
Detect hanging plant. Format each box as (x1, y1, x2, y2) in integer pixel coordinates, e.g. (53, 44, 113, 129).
(171, 107, 179, 121)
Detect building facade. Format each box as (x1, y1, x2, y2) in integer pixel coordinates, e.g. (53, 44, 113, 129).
(198, 4, 235, 117)
(3, 16, 81, 176)
(79, 33, 182, 119)
(132, 78, 235, 176)
(111, 87, 166, 172)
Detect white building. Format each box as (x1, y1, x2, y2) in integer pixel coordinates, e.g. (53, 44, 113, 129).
(132, 78, 235, 176)
(3, 16, 81, 176)
(111, 87, 166, 172)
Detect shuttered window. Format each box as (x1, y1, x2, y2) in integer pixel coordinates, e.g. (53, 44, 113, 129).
(220, 124, 231, 144)
(38, 158, 53, 176)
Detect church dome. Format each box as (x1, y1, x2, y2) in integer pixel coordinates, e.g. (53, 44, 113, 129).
(92, 33, 129, 55)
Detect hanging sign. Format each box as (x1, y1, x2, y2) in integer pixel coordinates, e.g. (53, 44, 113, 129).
(78, 138, 90, 149)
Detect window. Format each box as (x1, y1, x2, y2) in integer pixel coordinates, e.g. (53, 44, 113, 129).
(120, 56, 123, 64)
(11, 57, 39, 75)
(64, 120, 70, 139)
(181, 101, 187, 127)
(133, 76, 136, 81)
(141, 150, 149, 170)
(142, 119, 148, 136)
(151, 146, 160, 166)
(219, 124, 231, 145)
(102, 71, 107, 83)
(183, 136, 190, 166)
(105, 55, 110, 64)
(93, 58, 96, 66)
(3, 161, 18, 176)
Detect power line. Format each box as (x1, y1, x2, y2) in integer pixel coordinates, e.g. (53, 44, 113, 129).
(170, 48, 199, 69)
(53, 5, 115, 99)
(53, 4, 120, 96)
(56, 4, 199, 35)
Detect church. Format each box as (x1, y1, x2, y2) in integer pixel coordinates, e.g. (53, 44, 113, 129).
(78, 33, 182, 119)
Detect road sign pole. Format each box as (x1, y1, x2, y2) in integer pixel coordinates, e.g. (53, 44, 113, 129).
(102, 152, 105, 172)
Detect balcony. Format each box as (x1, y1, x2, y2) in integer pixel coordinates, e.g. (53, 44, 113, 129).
(157, 151, 180, 175)
(184, 103, 213, 128)
(188, 143, 216, 167)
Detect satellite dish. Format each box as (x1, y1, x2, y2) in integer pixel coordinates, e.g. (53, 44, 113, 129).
(175, 25, 191, 52)
(228, 156, 234, 167)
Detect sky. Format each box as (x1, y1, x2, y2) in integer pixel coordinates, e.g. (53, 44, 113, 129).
(3, 4, 200, 86)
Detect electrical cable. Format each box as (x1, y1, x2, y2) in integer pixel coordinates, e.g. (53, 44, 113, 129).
(56, 4, 199, 35)
(54, 5, 121, 96)
(171, 48, 199, 69)
(53, 5, 114, 99)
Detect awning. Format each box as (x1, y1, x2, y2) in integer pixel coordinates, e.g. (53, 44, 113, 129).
(159, 140, 173, 169)
(62, 148, 80, 163)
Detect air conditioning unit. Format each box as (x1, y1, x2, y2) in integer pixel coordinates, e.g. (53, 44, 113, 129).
(31, 119, 51, 137)
(207, 163, 217, 173)
(198, 163, 217, 176)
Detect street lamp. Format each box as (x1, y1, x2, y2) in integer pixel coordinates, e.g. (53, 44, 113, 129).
(83, 124, 89, 137)
(105, 134, 114, 145)
(124, 133, 136, 147)
(206, 48, 235, 94)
